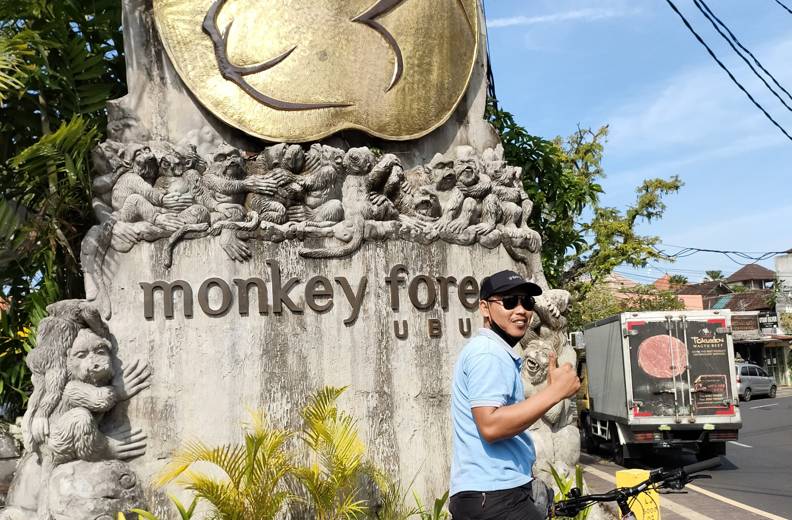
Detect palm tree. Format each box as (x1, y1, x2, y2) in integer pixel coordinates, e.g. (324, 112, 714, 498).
(293, 386, 368, 520)
(156, 409, 295, 520)
(704, 270, 724, 281)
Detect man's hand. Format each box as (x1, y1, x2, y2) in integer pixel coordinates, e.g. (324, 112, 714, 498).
(546, 351, 580, 401)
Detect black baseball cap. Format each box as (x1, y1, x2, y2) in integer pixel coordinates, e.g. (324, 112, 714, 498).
(480, 270, 543, 300)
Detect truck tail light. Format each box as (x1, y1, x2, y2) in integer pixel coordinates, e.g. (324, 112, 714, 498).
(635, 432, 662, 442)
(736, 376, 740, 383)
(709, 430, 738, 441)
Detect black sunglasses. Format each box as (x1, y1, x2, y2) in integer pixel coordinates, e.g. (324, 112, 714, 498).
(486, 295, 535, 311)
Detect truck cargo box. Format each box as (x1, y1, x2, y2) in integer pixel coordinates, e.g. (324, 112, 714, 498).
(580, 310, 742, 463)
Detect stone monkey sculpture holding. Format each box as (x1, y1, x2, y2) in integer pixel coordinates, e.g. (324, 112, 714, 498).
(110, 144, 189, 232)
(20, 300, 150, 520)
(245, 143, 304, 224)
(286, 144, 345, 224)
(23, 301, 106, 454)
(299, 147, 419, 258)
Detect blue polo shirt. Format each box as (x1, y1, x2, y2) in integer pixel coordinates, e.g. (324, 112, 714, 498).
(450, 328, 536, 496)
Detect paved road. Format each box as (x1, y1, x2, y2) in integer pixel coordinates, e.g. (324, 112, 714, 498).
(635, 393, 792, 519)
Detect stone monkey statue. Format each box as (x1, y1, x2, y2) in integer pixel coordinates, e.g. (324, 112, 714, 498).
(245, 143, 304, 224)
(286, 144, 345, 224)
(19, 300, 150, 520)
(22, 300, 106, 454)
(519, 289, 579, 486)
(195, 145, 265, 261)
(299, 148, 416, 258)
(451, 145, 502, 236)
(110, 144, 187, 232)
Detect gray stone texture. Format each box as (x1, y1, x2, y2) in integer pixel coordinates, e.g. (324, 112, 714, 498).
(99, 238, 536, 516)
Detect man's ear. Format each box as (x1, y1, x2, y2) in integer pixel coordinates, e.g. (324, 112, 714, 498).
(479, 299, 490, 320)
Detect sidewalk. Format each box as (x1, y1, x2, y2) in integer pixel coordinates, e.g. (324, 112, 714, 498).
(578, 453, 786, 520)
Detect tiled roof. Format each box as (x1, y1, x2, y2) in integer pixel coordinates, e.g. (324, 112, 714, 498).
(726, 264, 775, 283)
(703, 290, 772, 312)
(653, 274, 672, 291)
(603, 272, 638, 290)
(677, 281, 732, 297)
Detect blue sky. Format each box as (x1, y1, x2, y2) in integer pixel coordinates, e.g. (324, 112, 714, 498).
(483, 0, 791, 284)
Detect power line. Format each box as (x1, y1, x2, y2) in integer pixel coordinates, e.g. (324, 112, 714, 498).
(654, 242, 787, 265)
(694, 0, 792, 111)
(664, 0, 792, 141)
(774, 0, 792, 16)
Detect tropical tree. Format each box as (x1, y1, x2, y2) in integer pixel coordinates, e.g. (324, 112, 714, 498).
(620, 284, 686, 313)
(704, 270, 724, 281)
(0, 0, 125, 416)
(155, 409, 295, 520)
(668, 274, 689, 290)
(486, 100, 683, 295)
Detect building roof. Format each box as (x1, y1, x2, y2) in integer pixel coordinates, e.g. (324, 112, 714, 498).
(603, 272, 638, 290)
(726, 264, 775, 283)
(702, 290, 772, 312)
(653, 274, 672, 291)
(676, 281, 732, 297)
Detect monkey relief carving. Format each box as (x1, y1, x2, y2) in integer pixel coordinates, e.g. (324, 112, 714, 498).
(17, 300, 151, 520)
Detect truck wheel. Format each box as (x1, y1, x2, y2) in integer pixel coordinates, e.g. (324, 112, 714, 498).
(610, 424, 625, 466)
(697, 442, 725, 462)
(769, 386, 777, 399)
(582, 415, 597, 454)
(742, 388, 752, 402)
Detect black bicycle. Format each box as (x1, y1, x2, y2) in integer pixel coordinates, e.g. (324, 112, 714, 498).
(553, 457, 722, 519)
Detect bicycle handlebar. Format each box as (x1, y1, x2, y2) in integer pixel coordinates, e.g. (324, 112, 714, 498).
(681, 456, 722, 476)
(554, 458, 722, 518)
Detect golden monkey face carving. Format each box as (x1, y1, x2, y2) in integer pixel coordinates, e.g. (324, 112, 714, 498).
(153, 0, 478, 142)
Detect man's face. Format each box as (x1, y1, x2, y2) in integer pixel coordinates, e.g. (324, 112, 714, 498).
(479, 287, 532, 338)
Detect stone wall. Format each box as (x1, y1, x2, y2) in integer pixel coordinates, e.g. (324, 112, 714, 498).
(102, 238, 536, 516)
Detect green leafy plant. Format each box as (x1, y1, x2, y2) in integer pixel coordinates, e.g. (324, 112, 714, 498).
(0, 0, 126, 416)
(413, 490, 449, 520)
(486, 98, 683, 300)
(731, 284, 747, 293)
(293, 386, 368, 520)
(130, 493, 199, 520)
(364, 465, 419, 520)
(545, 464, 591, 520)
(156, 409, 295, 520)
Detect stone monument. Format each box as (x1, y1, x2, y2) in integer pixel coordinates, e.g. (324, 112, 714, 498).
(2, 1, 578, 518)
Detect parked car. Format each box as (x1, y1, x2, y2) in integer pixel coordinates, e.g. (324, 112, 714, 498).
(735, 363, 777, 401)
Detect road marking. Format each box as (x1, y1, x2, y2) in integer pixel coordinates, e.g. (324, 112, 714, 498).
(728, 441, 753, 448)
(581, 464, 713, 520)
(751, 403, 779, 409)
(686, 483, 789, 520)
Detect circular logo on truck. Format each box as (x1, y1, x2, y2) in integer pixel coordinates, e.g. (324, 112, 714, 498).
(153, 0, 479, 142)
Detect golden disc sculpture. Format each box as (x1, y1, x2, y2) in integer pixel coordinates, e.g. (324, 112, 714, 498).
(153, 0, 479, 142)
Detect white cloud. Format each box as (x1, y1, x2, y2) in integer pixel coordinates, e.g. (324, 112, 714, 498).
(487, 8, 620, 29)
(605, 37, 792, 158)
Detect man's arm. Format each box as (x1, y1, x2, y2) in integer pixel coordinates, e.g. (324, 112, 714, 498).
(472, 351, 580, 443)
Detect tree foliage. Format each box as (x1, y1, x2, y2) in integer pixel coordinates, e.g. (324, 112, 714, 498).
(704, 270, 724, 281)
(0, 0, 125, 416)
(486, 100, 683, 295)
(619, 284, 686, 313)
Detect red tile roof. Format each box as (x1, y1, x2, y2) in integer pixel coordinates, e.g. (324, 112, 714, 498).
(653, 274, 672, 291)
(727, 264, 775, 283)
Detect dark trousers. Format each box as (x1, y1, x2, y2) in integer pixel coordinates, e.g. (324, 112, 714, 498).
(449, 482, 544, 520)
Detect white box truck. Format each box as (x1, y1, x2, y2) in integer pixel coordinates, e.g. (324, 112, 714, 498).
(578, 310, 742, 464)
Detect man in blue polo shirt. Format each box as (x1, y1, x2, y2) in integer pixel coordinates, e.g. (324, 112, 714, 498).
(450, 270, 580, 520)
